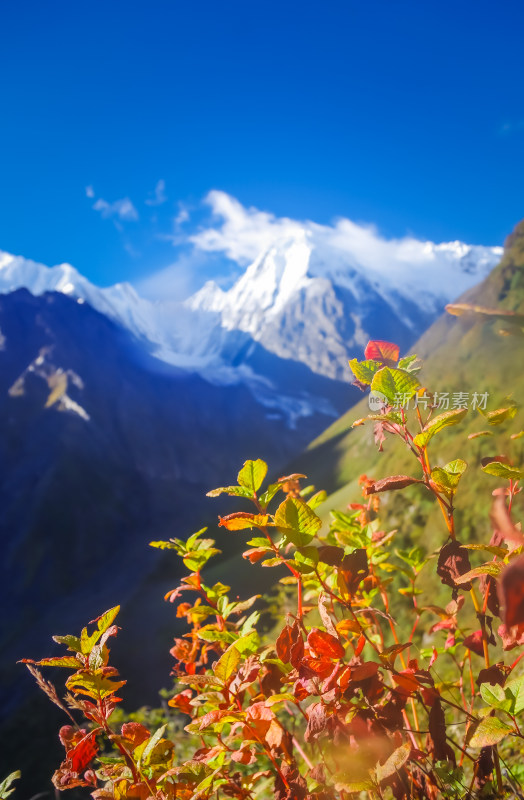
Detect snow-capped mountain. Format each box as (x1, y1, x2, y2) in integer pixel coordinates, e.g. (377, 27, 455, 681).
(185, 233, 502, 379)
(0, 233, 502, 391)
(0, 250, 174, 352)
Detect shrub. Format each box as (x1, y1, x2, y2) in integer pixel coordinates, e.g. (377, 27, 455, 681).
(21, 341, 524, 799)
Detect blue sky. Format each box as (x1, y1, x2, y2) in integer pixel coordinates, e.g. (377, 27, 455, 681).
(1, 0, 523, 295)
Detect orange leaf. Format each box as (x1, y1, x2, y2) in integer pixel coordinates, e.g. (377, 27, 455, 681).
(307, 628, 344, 659)
(219, 512, 269, 531)
(364, 340, 400, 365)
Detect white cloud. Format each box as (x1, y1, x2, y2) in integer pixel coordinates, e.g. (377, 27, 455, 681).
(137, 190, 501, 304)
(137, 253, 204, 301)
(85, 185, 95, 198)
(145, 179, 167, 206)
(175, 205, 190, 226)
(190, 190, 304, 263)
(185, 191, 501, 296)
(188, 190, 425, 277)
(93, 197, 139, 222)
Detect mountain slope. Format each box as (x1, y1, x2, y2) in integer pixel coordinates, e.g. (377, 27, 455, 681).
(0, 288, 343, 717)
(294, 220, 524, 542)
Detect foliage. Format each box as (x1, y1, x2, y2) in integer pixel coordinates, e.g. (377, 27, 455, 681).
(21, 339, 524, 799)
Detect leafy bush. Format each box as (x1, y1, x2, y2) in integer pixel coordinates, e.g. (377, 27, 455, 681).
(21, 340, 524, 799)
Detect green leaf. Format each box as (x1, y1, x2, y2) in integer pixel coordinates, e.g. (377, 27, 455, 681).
(206, 485, 253, 498)
(482, 462, 523, 480)
(214, 643, 241, 683)
(240, 611, 260, 635)
(196, 628, 236, 644)
(0, 771, 21, 800)
(94, 606, 120, 636)
(185, 528, 209, 549)
(265, 692, 296, 706)
(183, 546, 220, 572)
(149, 539, 180, 550)
(333, 776, 375, 793)
(184, 605, 218, 619)
(462, 543, 508, 558)
(366, 411, 403, 424)
(233, 631, 259, 655)
(274, 496, 322, 546)
(80, 606, 120, 655)
(480, 683, 507, 710)
(348, 358, 382, 385)
(486, 405, 518, 425)
(468, 716, 513, 748)
(454, 562, 506, 585)
(295, 546, 319, 569)
(66, 669, 126, 700)
(444, 459, 467, 476)
(413, 407, 468, 448)
(258, 483, 282, 509)
(138, 725, 173, 768)
(370, 367, 420, 405)
(308, 490, 327, 510)
(398, 354, 420, 372)
(52, 634, 82, 653)
(431, 459, 467, 494)
(30, 656, 81, 669)
(505, 675, 524, 715)
(246, 536, 272, 547)
(237, 459, 268, 493)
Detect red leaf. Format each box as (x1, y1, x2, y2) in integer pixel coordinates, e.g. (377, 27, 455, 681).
(307, 629, 344, 659)
(340, 549, 369, 595)
(437, 540, 472, 590)
(392, 670, 420, 696)
(490, 491, 523, 549)
(350, 661, 379, 681)
(498, 623, 524, 650)
(317, 545, 346, 566)
(275, 626, 293, 663)
(364, 475, 423, 495)
(463, 630, 485, 656)
(167, 689, 193, 715)
(364, 340, 400, 365)
(428, 698, 455, 764)
(68, 732, 99, 773)
(276, 622, 303, 666)
(121, 722, 151, 747)
(243, 547, 270, 563)
(300, 658, 334, 679)
(354, 633, 366, 657)
(304, 702, 328, 742)
(499, 554, 524, 628)
(477, 665, 507, 687)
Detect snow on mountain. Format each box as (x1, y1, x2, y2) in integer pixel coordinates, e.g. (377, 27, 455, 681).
(0, 231, 503, 391)
(0, 250, 182, 355)
(186, 233, 502, 379)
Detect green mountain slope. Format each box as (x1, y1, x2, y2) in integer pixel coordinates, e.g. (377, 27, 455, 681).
(297, 220, 524, 548)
